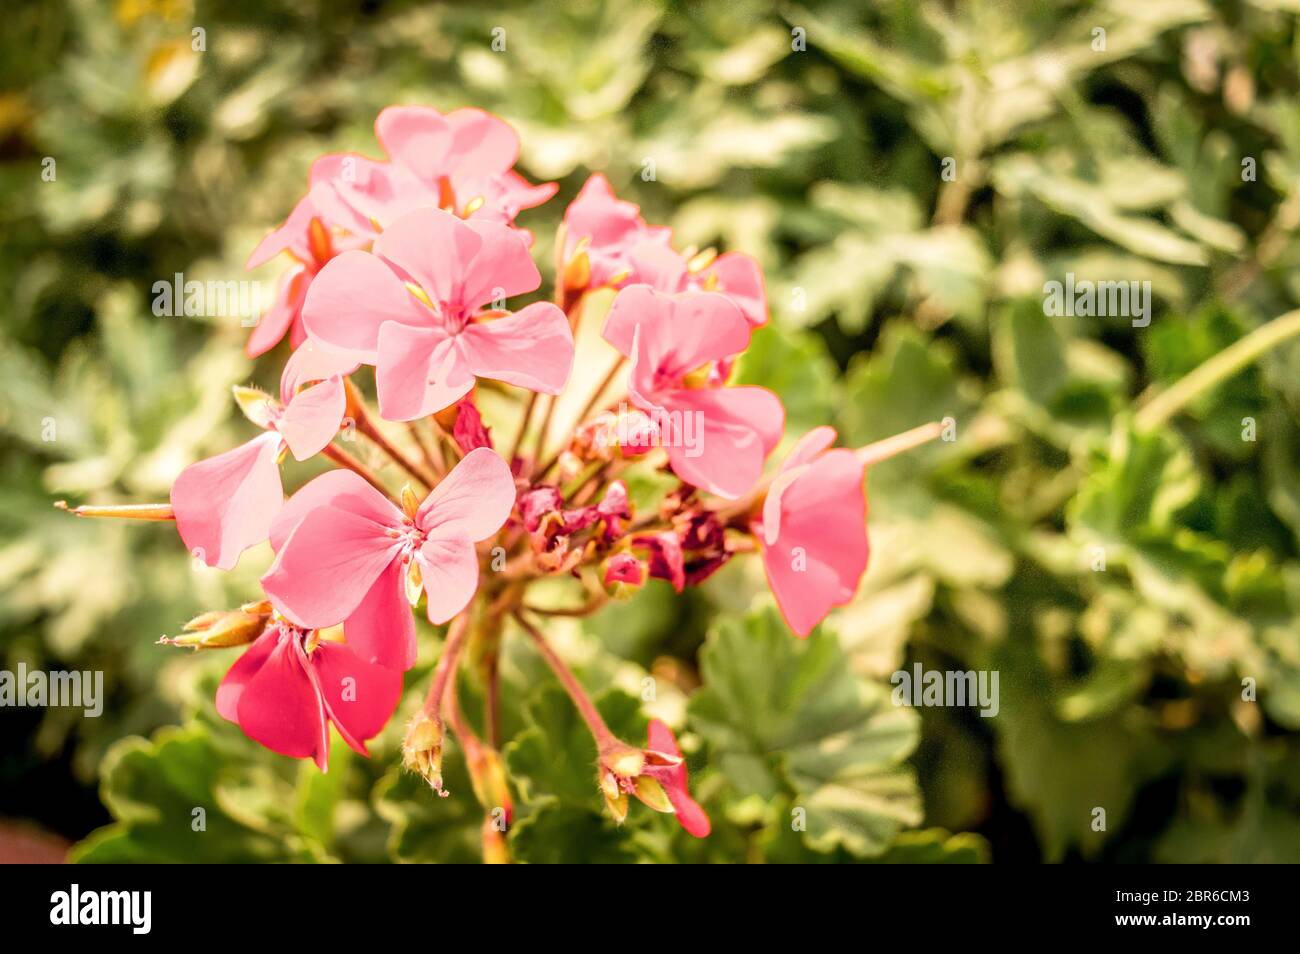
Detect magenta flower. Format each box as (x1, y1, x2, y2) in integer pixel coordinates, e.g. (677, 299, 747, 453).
(603, 284, 783, 498)
(303, 207, 574, 421)
(216, 618, 403, 772)
(753, 427, 870, 637)
(261, 448, 516, 671)
(171, 342, 355, 570)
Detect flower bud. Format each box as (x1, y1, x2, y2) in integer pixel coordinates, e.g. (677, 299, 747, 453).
(159, 606, 268, 649)
(603, 553, 644, 597)
(402, 711, 448, 797)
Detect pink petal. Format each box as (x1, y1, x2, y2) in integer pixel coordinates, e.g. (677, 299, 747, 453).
(445, 108, 520, 179)
(458, 218, 542, 311)
(344, 556, 418, 672)
(605, 287, 751, 387)
(312, 640, 405, 755)
(761, 449, 868, 637)
(458, 302, 573, 395)
(269, 469, 401, 554)
(783, 426, 838, 471)
(416, 531, 481, 625)
(704, 252, 767, 327)
(302, 249, 427, 361)
(215, 627, 278, 724)
(171, 431, 284, 571)
(246, 195, 317, 270)
(415, 446, 516, 540)
(278, 376, 346, 461)
(372, 208, 483, 312)
(602, 283, 668, 358)
(375, 106, 454, 183)
(760, 428, 839, 541)
(262, 506, 402, 630)
(659, 386, 784, 499)
(375, 321, 472, 420)
(483, 171, 558, 218)
(232, 630, 329, 768)
(246, 265, 309, 358)
(626, 241, 688, 293)
(645, 719, 710, 838)
(279, 339, 360, 403)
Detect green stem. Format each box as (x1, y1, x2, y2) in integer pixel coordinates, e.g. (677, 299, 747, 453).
(512, 611, 613, 746)
(1134, 309, 1300, 433)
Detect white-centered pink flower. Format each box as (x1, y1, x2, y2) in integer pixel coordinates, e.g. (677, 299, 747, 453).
(372, 105, 557, 226)
(261, 448, 516, 671)
(603, 285, 783, 498)
(302, 207, 574, 421)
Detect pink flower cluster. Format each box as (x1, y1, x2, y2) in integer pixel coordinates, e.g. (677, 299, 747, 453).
(70, 105, 940, 850)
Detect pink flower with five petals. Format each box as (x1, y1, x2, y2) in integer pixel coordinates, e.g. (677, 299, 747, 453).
(602, 285, 783, 498)
(373, 106, 557, 226)
(261, 447, 516, 671)
(303, 207, 574, 421)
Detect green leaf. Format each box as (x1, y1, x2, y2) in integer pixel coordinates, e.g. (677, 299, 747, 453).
(505, 685, 644, 809)
(689, 607, 921, 857)
(72, 725, 331, 863)
(373, 757, 482, 865)
(508, 799, 639, 864)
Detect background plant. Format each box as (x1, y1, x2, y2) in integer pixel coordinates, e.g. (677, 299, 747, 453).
(4, 0, 1300, 863)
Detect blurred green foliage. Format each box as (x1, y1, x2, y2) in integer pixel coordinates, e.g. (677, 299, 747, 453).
(4, 0, 1300, 862)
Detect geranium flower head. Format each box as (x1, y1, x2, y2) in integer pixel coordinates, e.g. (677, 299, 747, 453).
(303, 207, 574, 421)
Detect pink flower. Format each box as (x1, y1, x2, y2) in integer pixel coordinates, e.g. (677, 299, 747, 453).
(303, 207, 574, 421)
(599, 721, 710, 838)
(261, 448, 516, 671)
(603, 285, 783, 498)
(216, 618, 403, 771)
(643, 719, 711, 838)
(560, 174, 671, 290)
(753, 427, 869, 637)
(627, 240, 768, 327)
(171, 343, 356, 570)
(243, 156, 378, 357)
(373, 106, 557, 225)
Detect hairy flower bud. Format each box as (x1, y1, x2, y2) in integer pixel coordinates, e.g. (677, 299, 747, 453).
(159, 603, 271, 650)
(403, 711, 448, 797)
